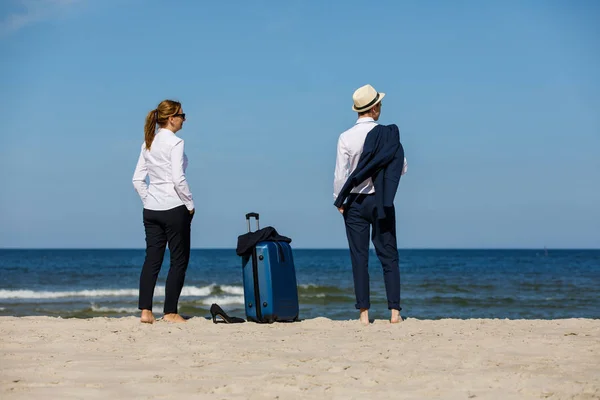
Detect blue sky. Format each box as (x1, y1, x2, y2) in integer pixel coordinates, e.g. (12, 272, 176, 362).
(1, 0, 598, 249)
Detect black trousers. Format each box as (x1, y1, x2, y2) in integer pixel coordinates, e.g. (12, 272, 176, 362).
(138, 205, 192, 314)
(343, 194, 401, 311)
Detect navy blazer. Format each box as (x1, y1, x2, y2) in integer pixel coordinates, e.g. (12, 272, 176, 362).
(333, 124, 405, 219)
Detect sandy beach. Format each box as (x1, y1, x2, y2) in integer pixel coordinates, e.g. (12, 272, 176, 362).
(0, 316, 598, 399)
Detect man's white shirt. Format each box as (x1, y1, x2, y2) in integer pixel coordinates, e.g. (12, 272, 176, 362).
(333, 117, 407, 201)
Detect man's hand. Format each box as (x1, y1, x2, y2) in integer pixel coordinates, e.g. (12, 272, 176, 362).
(337, 207, 344, 215)
(189, 208, 195, 215)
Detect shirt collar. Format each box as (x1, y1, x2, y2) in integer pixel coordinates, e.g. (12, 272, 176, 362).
(355, 117, 375, 124)
(157, 127, 175, 135)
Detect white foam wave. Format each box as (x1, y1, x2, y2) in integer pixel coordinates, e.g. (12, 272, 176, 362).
(0, 284, 217, 300)
(90, 304, 138, 314)
(0, 307, 5, 311)
(299, 284, 319, 289)
(179, 284, 215, 297)
(200, 295, 245, 306)
(0, 289, 138, 299)
(220, 285, 244, 295)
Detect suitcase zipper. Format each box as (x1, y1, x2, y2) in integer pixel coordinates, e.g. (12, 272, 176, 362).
(251, 247, 263, 322)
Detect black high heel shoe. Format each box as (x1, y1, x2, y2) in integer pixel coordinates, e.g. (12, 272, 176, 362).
(210, 303, 245, 324)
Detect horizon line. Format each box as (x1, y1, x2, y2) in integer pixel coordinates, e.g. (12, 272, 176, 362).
(1, 247, 599, 251)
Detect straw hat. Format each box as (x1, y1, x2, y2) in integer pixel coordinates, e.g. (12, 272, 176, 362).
(352, 84, 385, 112)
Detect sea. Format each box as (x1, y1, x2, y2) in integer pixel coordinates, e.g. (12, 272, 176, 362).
(0, 249, 598, 320)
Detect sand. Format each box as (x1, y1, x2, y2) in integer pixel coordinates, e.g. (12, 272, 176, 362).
(0, 316, 598, 399)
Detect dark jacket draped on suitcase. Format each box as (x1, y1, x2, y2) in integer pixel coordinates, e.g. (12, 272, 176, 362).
(333, 124, 405, 219)
(236, 227, 292, 257)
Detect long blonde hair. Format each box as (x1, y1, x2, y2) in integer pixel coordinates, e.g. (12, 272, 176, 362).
(143, 99, 182, 150)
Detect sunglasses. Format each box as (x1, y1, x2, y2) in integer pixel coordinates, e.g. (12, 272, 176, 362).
(173, 113, 186, 120)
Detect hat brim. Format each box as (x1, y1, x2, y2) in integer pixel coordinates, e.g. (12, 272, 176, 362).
(352, 92, 385, 112)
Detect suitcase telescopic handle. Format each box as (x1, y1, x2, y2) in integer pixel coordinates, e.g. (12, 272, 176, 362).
(246, 212, 260, 232)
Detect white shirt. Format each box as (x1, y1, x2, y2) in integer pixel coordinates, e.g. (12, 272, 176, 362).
(132, 128, 195, 211)
(333, 117, 407, 201)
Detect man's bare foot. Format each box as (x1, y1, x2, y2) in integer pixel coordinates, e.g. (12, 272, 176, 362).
(162, 313, 186, 323)
(359, 308, 369, 325)
(390, 309, 402, 324)
(140, 309, 155, 324)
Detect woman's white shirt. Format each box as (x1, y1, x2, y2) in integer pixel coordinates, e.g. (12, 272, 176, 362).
(132, 128, 195, 211)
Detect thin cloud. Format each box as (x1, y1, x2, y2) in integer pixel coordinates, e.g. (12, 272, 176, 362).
(0, 0, 83, 37)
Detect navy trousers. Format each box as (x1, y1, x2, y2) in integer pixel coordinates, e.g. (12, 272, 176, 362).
(343, 194, 401, 311)
(139, 205, 193, 314)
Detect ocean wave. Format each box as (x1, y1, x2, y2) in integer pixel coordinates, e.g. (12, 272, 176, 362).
(0, 284, 219, 300)
(298, 284, 347, 294)
(0, 284, 346, 301)
(90, 303, 138, 314)
(421, 295, 517, 306)
(200, 295, 245, 306)
(299, 294, 354, 304)
(0, 289, 139, 299)
(180, 285, 215, 297)
(220, 285, 244, 295)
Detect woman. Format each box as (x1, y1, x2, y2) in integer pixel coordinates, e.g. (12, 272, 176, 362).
(132, 99, 195, 323)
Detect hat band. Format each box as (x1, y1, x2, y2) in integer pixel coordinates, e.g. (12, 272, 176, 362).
(355, 93, 380, 111)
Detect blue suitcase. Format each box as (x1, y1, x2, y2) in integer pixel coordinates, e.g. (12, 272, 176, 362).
(241, 213, 299, 323)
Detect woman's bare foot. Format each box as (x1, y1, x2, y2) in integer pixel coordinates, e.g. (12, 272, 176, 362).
(140, 309, 155, 324)
(359, 308, 369, 325)
(162, 313, 186, 323)
(390, 309, 402, 324)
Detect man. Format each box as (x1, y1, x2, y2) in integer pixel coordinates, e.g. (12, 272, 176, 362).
(333, 84, 407, 325)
